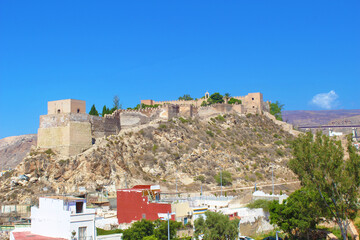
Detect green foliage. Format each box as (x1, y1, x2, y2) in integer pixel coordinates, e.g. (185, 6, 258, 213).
(215, 115, 226, 122)
(158, 124, 167, 129)
(270, 101, 284, 121)
(89, 104, 99, 116)
(228, 98, 242, 104)
(201, 101, 208, 107)
(122, 219, 155, 240)
(143, 236, 158, 240)
(179, 117, 189, 123)
(152, 144, 158, 153)
(269, 188, 323, 239)
(207, 92, 224, 104)
(246, 199, 273, 212)
(96, 228, 122, 236)
(44, 148, 55, 155)
(131, 103, 162, 110)
(194, 175, 206, 183)
(289, 132, 360, 240)
(178, 94, 193, 101)
(153, 219, 182, 240)
(194, 211, 239, 240)
(101, 105, 111, 116)
(214, 170, 232, 186)
(206, 130, 214, 137)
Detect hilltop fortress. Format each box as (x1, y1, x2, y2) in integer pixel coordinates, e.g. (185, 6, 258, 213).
(37, 92, 270, 156)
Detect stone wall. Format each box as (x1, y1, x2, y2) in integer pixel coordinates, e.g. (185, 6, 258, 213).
(38, 112, 120, 156)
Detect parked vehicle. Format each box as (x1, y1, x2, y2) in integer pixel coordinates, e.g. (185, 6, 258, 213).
(239, 236, 255, 240)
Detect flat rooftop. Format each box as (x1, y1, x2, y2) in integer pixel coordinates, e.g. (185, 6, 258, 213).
(44, 196, 85, 201)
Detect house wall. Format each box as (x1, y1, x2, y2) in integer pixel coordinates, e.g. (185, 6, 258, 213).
(116, 190, 172, 223)
(31, 198, 71, 239)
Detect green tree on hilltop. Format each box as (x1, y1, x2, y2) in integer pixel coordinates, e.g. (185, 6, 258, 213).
(207, 92, 224, 104)
(289, 132, 360, 240)
(270, 101, 284, 120)
(178, 94, 193, 101)
(89, 104, 99, 116)
(102, 105, 111, 117)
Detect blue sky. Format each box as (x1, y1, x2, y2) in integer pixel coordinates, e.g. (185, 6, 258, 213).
(0, 1, 359, 138)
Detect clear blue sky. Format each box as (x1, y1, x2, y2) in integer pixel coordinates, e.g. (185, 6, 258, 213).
(0, 1, 359, 138)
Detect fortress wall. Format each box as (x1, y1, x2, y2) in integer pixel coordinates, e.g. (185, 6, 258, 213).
(37, 121, 92, 156)
(120, 112, 151, 129)
(179, 105, 193, 118)
(89, 114, 120, 138)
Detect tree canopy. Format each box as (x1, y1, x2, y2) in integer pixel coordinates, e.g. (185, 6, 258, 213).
(194, 211, 239, 240)
(270, 101, 284, 120)
(214, 170, 232, 186)
(122, 219, 181, 240)
(89, 104, 99, 116)
(178, 94, 193, 101)
(228, 98, 242, 105)
(269, 188, 324, 239)
(289, 132, 360, 240)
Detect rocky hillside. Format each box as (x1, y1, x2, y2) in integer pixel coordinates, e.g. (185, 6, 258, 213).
(0, 134, 37, 169)
(0, 113, 298, 204)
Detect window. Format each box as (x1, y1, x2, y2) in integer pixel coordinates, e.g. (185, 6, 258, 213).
(77, 109, 80, 113)
(78, 227, 87, 240)
(76, 201, 84, 213)
(57, 109, 61, 114)
(142, 213, 146, 219)
(252, 98, 254, 100)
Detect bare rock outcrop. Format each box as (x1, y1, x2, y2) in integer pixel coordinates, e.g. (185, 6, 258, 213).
(0, 134, 37, 169)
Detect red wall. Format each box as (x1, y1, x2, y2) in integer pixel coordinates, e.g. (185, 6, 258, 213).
(117, 190, 173, 223)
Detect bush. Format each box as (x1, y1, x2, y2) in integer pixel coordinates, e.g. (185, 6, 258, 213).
(214, 171, 232, 186)
(228, 98, 242, 104)
(158, 124, 167, 129)
(206, 130, 214, 137)
(246, 199, 274, 212)
(179, 117, 189, 123)
(152, 144, 158, 153)
(195, 175, 206, 183)
(45, 149, 55, 155)
(215, 115, 226, 122)
(97, 228, 122, 235)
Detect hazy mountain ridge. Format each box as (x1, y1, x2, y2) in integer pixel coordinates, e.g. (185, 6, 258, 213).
(282, 109, 360, 127)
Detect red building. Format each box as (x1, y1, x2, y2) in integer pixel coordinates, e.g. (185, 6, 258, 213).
(117, 185, 174, 223)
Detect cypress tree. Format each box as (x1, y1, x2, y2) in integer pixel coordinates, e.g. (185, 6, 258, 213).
(89, 104, 99, 116)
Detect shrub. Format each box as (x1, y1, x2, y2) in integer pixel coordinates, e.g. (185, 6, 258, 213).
(274, 140, 283, 145)
(228, 98, 242, 104)
(195, 175, 206, 183)
(215, 115, 225, 122)
(152, 144, 158, 153)
(45, 149, 55, 155)
(206, 130, 214, 137)
(246, 199, 273, 212)
(97, 228, 122, 235)
(214, 171, 232, 186)
(158, 124, 167, 129)
(179, 117, 189, 123)
(276, 149, 284, 157)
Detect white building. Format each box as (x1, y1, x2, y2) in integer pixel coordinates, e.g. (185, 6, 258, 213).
(30, 196, 96, 240)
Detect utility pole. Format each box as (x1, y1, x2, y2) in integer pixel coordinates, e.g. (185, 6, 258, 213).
(272, 163, 274, 195)
(176, 169, 178, 193)
(220, 166, 223, 197)
(167, 212, 170, 240)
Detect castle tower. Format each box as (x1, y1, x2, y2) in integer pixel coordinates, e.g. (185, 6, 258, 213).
(37, 99, 120, 156)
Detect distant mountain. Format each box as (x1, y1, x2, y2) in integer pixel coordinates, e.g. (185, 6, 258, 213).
(0, 134, 37, 169)
(282, 109, 360, 127)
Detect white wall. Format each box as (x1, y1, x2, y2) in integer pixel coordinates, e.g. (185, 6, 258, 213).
(31, 198, 96, 240)
(31, 198, 71, 239)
